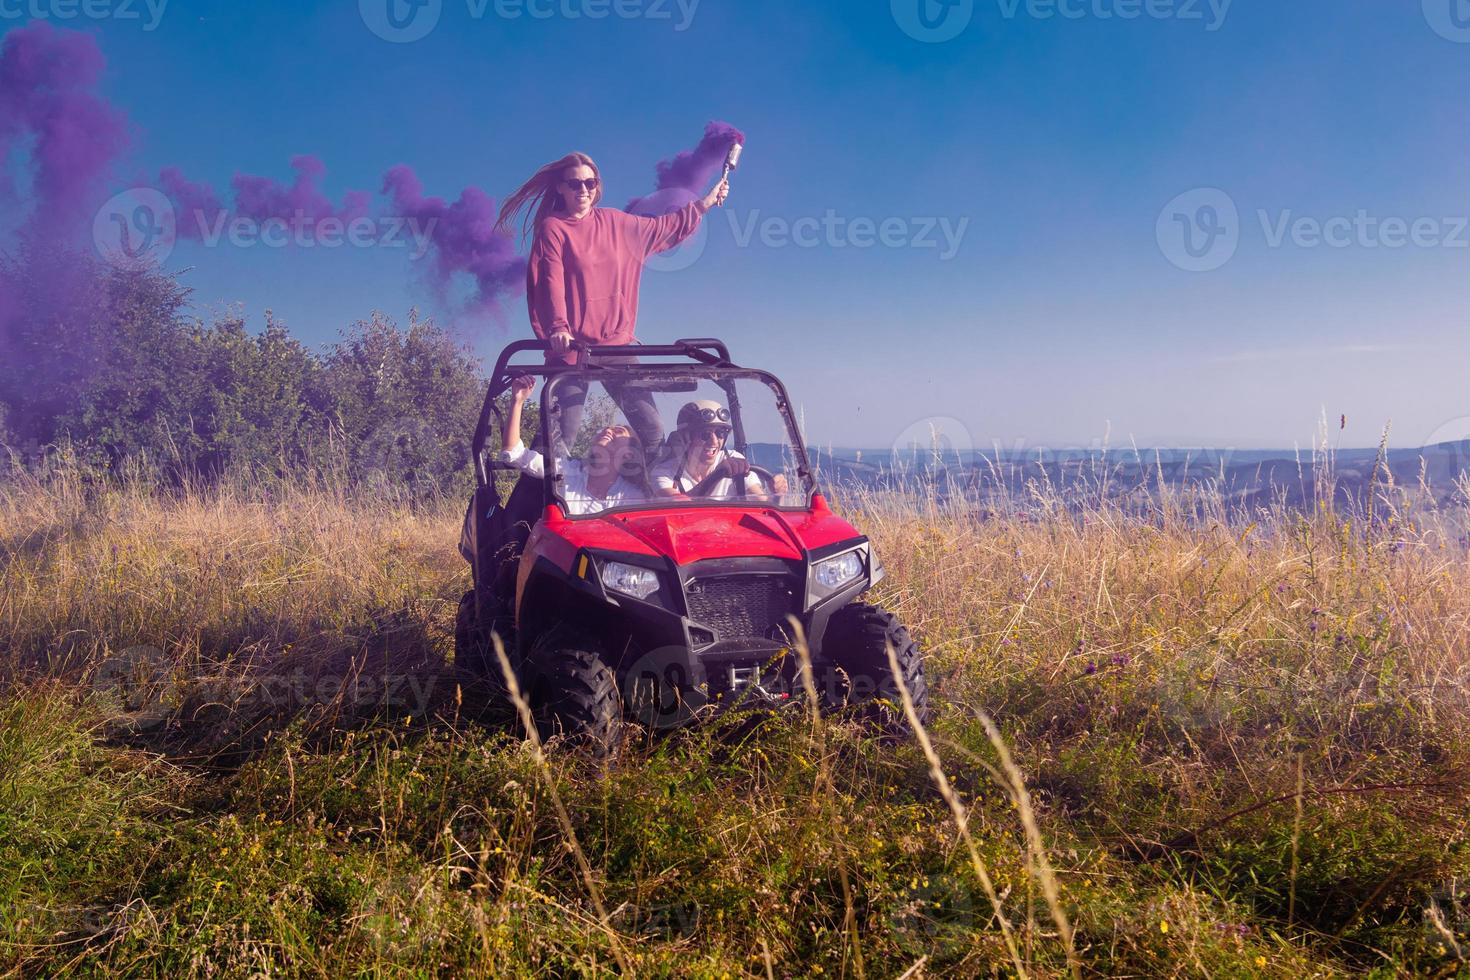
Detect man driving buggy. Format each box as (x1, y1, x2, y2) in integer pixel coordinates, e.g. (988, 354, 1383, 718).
(652, 400, 790, 501)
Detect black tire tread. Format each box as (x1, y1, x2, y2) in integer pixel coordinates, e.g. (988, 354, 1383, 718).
(822, 602, 930, 728)
(522, 632, 621, 752)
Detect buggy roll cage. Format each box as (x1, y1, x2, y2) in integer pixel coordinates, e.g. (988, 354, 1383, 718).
(470, 338, 813, 490)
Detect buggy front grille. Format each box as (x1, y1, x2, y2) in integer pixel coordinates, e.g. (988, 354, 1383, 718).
(684, 574, 798, 642)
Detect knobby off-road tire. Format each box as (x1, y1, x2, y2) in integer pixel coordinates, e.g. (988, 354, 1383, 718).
(820, 603, 930, 732)
(519, 631, 621, 755)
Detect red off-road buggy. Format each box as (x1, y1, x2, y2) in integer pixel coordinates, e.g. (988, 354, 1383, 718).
(456, 338, 928, 747)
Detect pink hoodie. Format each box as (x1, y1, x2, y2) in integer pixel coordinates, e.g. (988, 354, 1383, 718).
(526, 202, 709, 363)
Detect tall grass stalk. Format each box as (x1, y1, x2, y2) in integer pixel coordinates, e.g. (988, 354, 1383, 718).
(884, 637, 1028, 978)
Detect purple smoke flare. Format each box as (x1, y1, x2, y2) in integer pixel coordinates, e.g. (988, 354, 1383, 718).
(158, 166, 226, 241)
(626, 120, 745, 214)
(233, 154, 371, 226)
(0, 22, 128, 242)
(381, 164, 525, 318)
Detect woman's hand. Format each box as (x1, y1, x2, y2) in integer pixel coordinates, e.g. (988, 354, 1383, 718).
(701, 176, 730, 210)
(548, 331, 574, 355)
(503, 375, 536, 454)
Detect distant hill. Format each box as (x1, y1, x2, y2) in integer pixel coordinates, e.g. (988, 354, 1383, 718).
(747, 443, 1470, 511)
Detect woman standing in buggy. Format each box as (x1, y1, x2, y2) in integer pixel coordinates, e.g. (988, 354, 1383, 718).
(494, 151, 730, 454)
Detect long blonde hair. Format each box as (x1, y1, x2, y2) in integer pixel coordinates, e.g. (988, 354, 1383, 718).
(494, 152, 603, 245)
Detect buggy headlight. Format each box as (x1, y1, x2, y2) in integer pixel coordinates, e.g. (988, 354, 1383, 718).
(601, 561, 660, 601)
(808, 547, 867, 607)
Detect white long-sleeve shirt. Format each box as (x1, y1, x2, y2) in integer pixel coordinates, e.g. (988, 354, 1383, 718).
(651, 450, 763, 498)
(501, 440, 646, 515)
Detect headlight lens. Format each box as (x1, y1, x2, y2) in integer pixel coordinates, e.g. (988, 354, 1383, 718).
(813, 550, 864, 592)
(601, 561, 660, 600)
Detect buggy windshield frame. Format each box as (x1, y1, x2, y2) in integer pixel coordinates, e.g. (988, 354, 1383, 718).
(471, 340, 816, 516)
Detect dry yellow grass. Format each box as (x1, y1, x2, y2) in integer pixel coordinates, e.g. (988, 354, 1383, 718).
(2, 459, 1469, 976)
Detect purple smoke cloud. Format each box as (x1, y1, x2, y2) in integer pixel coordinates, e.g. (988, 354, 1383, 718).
(162, 156, 371, 243)
(0, 22, 128, 242)
(233, 155, 371, 226)
(158, 166, 226, 240)
(2, 22, 736, 332)
(381, 164, 525, 317)
(626, 120, 745, 215)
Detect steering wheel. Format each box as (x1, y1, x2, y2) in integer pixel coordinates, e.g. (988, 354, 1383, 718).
(687, 462, 783, 499)
(738, 465, 781, 498)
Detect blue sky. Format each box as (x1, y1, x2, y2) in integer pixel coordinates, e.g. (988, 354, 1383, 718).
(4, 0, 1469, 449)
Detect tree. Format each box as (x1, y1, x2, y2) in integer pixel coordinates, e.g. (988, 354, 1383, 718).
(175, 311, 324, 476)
(319, 311, 483, 496)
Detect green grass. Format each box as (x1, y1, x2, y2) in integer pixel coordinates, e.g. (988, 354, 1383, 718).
(2, 459, 1469, 977)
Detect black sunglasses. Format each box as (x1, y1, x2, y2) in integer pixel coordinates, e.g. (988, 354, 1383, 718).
(562, 177, 599, 193)
(698, 425, 733, 440)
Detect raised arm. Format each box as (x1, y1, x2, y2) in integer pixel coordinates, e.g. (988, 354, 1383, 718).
(634, 176, 730, 257)
(500, 375, 546, 479)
